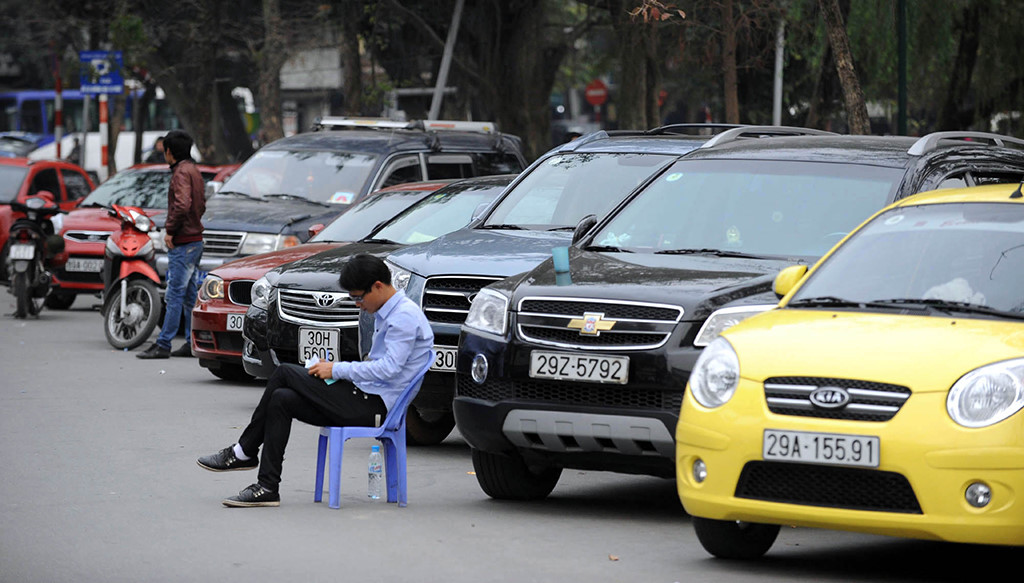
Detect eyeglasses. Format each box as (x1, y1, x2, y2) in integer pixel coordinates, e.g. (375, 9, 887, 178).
(348, 286, 374, 303)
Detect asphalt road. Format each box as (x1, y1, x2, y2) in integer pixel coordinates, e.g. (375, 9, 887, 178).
(1, 295, 1020, 583)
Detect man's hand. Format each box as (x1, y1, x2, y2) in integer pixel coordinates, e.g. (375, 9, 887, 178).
(164, 233, 175, 249)
(308, 361, 334, 380)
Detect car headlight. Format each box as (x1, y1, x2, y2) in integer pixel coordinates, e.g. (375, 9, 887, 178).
(386, 260, 412, 292)
(239, 233, 300, 255)
(199, 274, 225, 302)
(463, 288, 509, 336)
(693, 305, 774, 347)
(689, 337, 740, 408)
(149, 230, 168, 252)
(947, 358, 1024, 428)
(250, 276, 273, 310)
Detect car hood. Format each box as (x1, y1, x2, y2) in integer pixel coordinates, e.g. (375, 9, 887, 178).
(202, 197, 339, 234)
(506, 247, 795, 319)
(209, 242, 347, 281)
(62, 207, 121, 232)
(268, 241, 404, 291)
(725, 309, 1024, 392)
(386, 228, 572, 278)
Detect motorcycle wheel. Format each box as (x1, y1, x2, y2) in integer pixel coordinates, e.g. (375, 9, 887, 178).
(12, 270, 43, 318)
(104, 279, 161, 350)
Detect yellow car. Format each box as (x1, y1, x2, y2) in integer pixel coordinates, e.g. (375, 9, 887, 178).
(676, 183, 1024, 558)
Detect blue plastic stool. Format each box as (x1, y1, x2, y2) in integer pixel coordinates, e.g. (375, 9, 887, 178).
(313, 353, 433, 509)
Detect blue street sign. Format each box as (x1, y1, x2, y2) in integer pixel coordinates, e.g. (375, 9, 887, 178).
(79, 50, 124, 94)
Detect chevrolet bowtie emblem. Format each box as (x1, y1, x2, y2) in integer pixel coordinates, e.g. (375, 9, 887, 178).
(568, 312, 615, 336)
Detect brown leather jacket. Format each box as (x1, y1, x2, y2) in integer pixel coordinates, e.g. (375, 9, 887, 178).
(165, 159, 205, 245)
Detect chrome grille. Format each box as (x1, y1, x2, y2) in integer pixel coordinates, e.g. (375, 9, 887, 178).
(516, 296, 682, 351)
(764, 377, 911, 422)
(422, 276, 502, 325)
(63, 230, 110, 243)
(203, 231, 245, 256)
(228, 280, 254, 306)
(278, 289, 360, 326)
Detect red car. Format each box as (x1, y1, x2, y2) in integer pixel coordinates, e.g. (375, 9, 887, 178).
(1, 157, 95, 301)
(191, 179, 453, 381)
(55, 163, 237, 305)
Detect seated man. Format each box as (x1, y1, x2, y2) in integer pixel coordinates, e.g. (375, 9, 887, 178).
(197, 254, 434, 507)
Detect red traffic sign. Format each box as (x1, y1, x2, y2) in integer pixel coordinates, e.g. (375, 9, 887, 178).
(585, 78, 608, 106)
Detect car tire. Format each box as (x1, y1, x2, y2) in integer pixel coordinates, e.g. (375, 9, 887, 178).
(692, 516, 780, 560)
(471, 448, 562, 501)
(44, 291, 76, 310)
(208, 363, 255, 382)
(405, 406, 455, 446)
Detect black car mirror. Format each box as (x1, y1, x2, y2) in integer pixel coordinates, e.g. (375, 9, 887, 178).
(471, 202, 491, 222)
(571, 214, 597, 245)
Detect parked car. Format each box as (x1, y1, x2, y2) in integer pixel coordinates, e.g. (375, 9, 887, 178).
(191, 179, 455, 381)
(678, 183, 1024, 557)
(1, 156, 95, 296)
(0, 132, 49, 158)
(53, 163, 235, 306)
(454, 128, 1024, 500)
(241, 174, 517, 444)
(183, 118, 526, 278)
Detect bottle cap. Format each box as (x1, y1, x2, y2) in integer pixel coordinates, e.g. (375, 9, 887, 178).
(371, 445, 380, 452)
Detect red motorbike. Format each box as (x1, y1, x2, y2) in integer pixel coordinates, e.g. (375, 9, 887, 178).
(102, 204, 163, 349)
(6, 191, 67, 318)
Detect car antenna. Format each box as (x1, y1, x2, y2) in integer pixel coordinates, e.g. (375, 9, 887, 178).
(1011, 179, 1023, 199)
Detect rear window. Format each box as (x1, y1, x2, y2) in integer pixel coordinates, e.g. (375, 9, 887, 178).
(0, 165, 28, 203)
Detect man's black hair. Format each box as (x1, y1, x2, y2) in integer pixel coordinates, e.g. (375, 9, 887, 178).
(338, 254, 392, 292)
(163, 130, 193, 161)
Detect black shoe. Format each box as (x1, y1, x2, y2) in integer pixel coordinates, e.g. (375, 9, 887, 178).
(197, 447, 259, 472)
(223, 483, 280, 507)
(171, 343, 193, 357)
(136, 343, 170, 359)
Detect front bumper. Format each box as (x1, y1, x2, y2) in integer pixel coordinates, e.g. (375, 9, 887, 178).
(676, 380, 1024, 546)
(191, 299, 246, 365)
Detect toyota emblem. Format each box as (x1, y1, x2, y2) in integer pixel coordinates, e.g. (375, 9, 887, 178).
(315, 293, 337, 308)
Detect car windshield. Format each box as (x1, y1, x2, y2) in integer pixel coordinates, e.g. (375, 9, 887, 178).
(789, 202, 1024, 317)
(0, 165, 29, 203)
(483, 153, 676, 230)
(311, 189, 433, 243)
(79, 168, 172, 208)
(372, 180, 509, 244)
(0, 137, 36, 157)
(221, 148, 378, 206)
(589, 159, 902, 259)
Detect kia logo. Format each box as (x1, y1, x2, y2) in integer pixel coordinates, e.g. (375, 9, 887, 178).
(467, 292, 478, 304)
(809, 386, 851, 409)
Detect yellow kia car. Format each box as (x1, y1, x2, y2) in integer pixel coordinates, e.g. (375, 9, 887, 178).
(676, 183, 1024, 558)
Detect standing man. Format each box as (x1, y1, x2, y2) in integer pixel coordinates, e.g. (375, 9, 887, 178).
(197, 254, 434, 507)
(137, 130, 205, 359)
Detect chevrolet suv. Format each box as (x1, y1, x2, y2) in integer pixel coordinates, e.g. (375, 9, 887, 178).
(454, 128, 1024, 500)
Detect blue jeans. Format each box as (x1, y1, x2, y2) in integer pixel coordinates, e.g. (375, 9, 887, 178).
(156, 241, 204, 349)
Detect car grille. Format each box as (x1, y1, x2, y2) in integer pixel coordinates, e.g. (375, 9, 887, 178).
(228, 280, 254, 306)
(516, 297, 682, 351)
(735, 461, 922, 514)
(203, 231, 245, 256)
(63, 230, 110, 243)
(457, 375, 683, 412)
(422, 276, 503, 325)
(56, 268, 103, 284)
(764, 377, 911, 422)
(277, 289, 360, 326)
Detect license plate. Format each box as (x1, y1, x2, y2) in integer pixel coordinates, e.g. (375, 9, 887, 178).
(763, 429, 879, 468)
(65, 257, 104, 272)
(225, 313, 244, 332)
(298, 327, 340, 363)
(529, 351, 629, 384)
(432, 345, 457, 372)
(9, 244, 34, 260)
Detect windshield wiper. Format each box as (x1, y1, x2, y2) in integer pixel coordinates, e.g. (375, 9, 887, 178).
(216, 190, 265, 202)
(360, 237, 401, 245)
(583, 245, 633, 253)
(262, 193, 331, 207)
(654, 247, 770, 259)
(871, 298, 1024, 320)
(787, 296, 870, 308)
(479, 223, 525, 230)
(547, 226, 576, 231)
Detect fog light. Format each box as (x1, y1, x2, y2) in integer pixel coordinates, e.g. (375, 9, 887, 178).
(471, 354, 489, 384)
(965, 482, 991, 508)
(692, 459, 707, 483)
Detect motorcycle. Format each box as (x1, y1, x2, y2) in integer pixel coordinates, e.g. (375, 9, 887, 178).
(6, 191, 67, 319)
(101, 204, 163, 349)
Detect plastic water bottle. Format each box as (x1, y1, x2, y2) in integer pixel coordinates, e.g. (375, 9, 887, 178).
(367, 444, 383, 500)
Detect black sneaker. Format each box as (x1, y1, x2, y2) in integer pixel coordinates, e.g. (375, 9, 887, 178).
(197, 447, 258, 472)
(136, 343, 170, 359)
(171, 343, 193, 357)
(223, 483, 280, 507)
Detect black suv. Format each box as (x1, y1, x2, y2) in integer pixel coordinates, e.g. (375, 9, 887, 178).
(455, 128, 1024, 500)
(188, 118, 526, 273)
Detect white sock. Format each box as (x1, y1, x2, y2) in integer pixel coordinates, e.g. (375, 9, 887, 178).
(233, 443, 250, 461)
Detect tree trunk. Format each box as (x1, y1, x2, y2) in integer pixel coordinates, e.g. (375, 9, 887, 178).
(722, 0, 740, 124)
(818, 0, 870, 134)
(937, 1, 985, 131)
(340, 3, 364, 116)
(256, 0, 287, 143)
(611, 0, 649, 131)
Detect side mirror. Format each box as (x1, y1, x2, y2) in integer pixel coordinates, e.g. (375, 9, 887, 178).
(307, 223, 326, 238)
(773, 265, 809, 299)
(471, 202, 491, 222)
(571, 214, 598, 245)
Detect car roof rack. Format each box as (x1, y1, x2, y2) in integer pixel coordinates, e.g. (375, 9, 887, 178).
(314, 116, 497, 134)
(698, 125, 838, 149)
(647, 123, 745, 136)
(907, 131, 1024, 156)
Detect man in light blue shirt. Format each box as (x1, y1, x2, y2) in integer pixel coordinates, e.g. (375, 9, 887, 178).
(197, 254, 433, 507)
